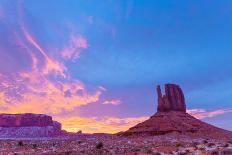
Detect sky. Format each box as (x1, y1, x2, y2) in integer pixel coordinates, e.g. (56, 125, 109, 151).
(0, 0, 232, 133)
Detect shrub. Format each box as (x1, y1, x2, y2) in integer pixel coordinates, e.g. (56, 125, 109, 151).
(227, 140, 232, 144)
(224, 143, 229, 147)
(207, 143, 215, 147)
(146, 149, 153, 154)
(18, 141, 23, 146)
(178, 152, 187, 155)
(192, 142, 199, 147)
(222, 149, 232, 154)
(65, 151, 73, 155)
(202, 140, 208, 144)
(96, 142, 103, 149)
(176, 143, 183, 147)
(211, 150, 219, 155)
(77, 141, 82, 144)
(32, 144, 37, 149)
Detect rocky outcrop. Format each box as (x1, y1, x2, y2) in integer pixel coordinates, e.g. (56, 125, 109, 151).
(122, 83, 232, 138)
(0, 113, 63, 138)
(157, 84, 186, 112)
(0, 114, 53, 127)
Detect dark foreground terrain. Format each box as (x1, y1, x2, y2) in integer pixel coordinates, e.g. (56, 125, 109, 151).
(0, 134, 232, 155)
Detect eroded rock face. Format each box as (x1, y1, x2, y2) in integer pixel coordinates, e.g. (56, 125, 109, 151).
(0, 113, 64, 138)
(157, 84, 186, 112)
(0, 113, 53, 127)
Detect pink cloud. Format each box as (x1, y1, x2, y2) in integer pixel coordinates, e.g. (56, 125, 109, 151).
(61, 34, 88, 60)
(21, 27, 66, 77)
(103, 99, 121, 105)
(187, 108, 232, 119)
(0, 3, 104, 115)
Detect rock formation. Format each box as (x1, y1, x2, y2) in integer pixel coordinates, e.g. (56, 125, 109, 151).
(0, 113, 64, 138)
(157, 84, 186, 112)
(0, 113, 53, 127)
(122, 83, 232, 138)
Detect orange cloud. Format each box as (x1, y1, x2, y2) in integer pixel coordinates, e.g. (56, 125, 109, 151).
(55, 116, 148, 133)
(0, 16, 103, 115)
(103, 99, 121, 105)
(187, 108, 232, 119)
(61, 34, 88, 60)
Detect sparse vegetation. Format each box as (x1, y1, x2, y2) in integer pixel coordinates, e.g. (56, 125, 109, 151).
(18, 141, 23, 146)
(211, 150, 219, 155)
(208, 143, 215, 147)
(222, 149, 232, 154)
(96, 141, 103, 149)
(65, 150, 73, 154)
(146, 149, 153, 154)
(203, 140, 208, 144)
(191, 141, 199, 150)
(178, 152, 187, 155)
(32, 144, 37, 149)
(223, 143, 229, 147)
(227, 140, 232, 144)
(77, 141, 82, 144)
(176, 143, 183, 147)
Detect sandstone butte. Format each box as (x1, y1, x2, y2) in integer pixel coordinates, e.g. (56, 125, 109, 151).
(122, 84, 232, 139)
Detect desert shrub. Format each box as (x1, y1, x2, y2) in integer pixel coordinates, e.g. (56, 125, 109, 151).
(203, 140, 208, 144)
(96, 142, 103, 149)
(207, 143, 215, 147)
(192, 141, 199, 147)
(227, 140, 232, 144)
(211, 150, 219, 155)
(176, 143, 183, 147)
(146, 149, 153, 154)
(32, 144, 37, 149)
(224, 143, 229, 147)
(222, 149, 232, 154)
(65, 151, 73, 155)
(199, 147, 206, 151)
(18, 141, 23, 146)
(77, 141, 83, 144)
(178, 152, 187, 155)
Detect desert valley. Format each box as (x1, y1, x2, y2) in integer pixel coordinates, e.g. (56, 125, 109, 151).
(0, 84, 231, 155)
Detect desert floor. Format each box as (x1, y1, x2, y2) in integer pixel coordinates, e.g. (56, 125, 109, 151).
(0, 135, 231, 155)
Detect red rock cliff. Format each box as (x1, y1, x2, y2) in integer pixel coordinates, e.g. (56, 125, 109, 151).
(157, 84, 186, 112)
(0, 113, 54, 127)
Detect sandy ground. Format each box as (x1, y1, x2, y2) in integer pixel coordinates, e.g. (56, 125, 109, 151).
(0, 135, 231, 155)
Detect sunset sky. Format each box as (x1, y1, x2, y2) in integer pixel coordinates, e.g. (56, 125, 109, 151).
(0, 0, 232, 133)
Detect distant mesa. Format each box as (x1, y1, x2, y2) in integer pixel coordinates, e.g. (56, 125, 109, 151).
(122, 83, 232, 138)
(0, 113, 64, 138)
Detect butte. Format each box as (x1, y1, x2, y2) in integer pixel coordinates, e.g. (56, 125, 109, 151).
(122, 84, 232, 139)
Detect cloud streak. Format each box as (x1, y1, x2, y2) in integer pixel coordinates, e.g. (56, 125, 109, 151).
(187, 108, 232, 119)
(103, 99, 121, 105)
(0, 1, 104, 115)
